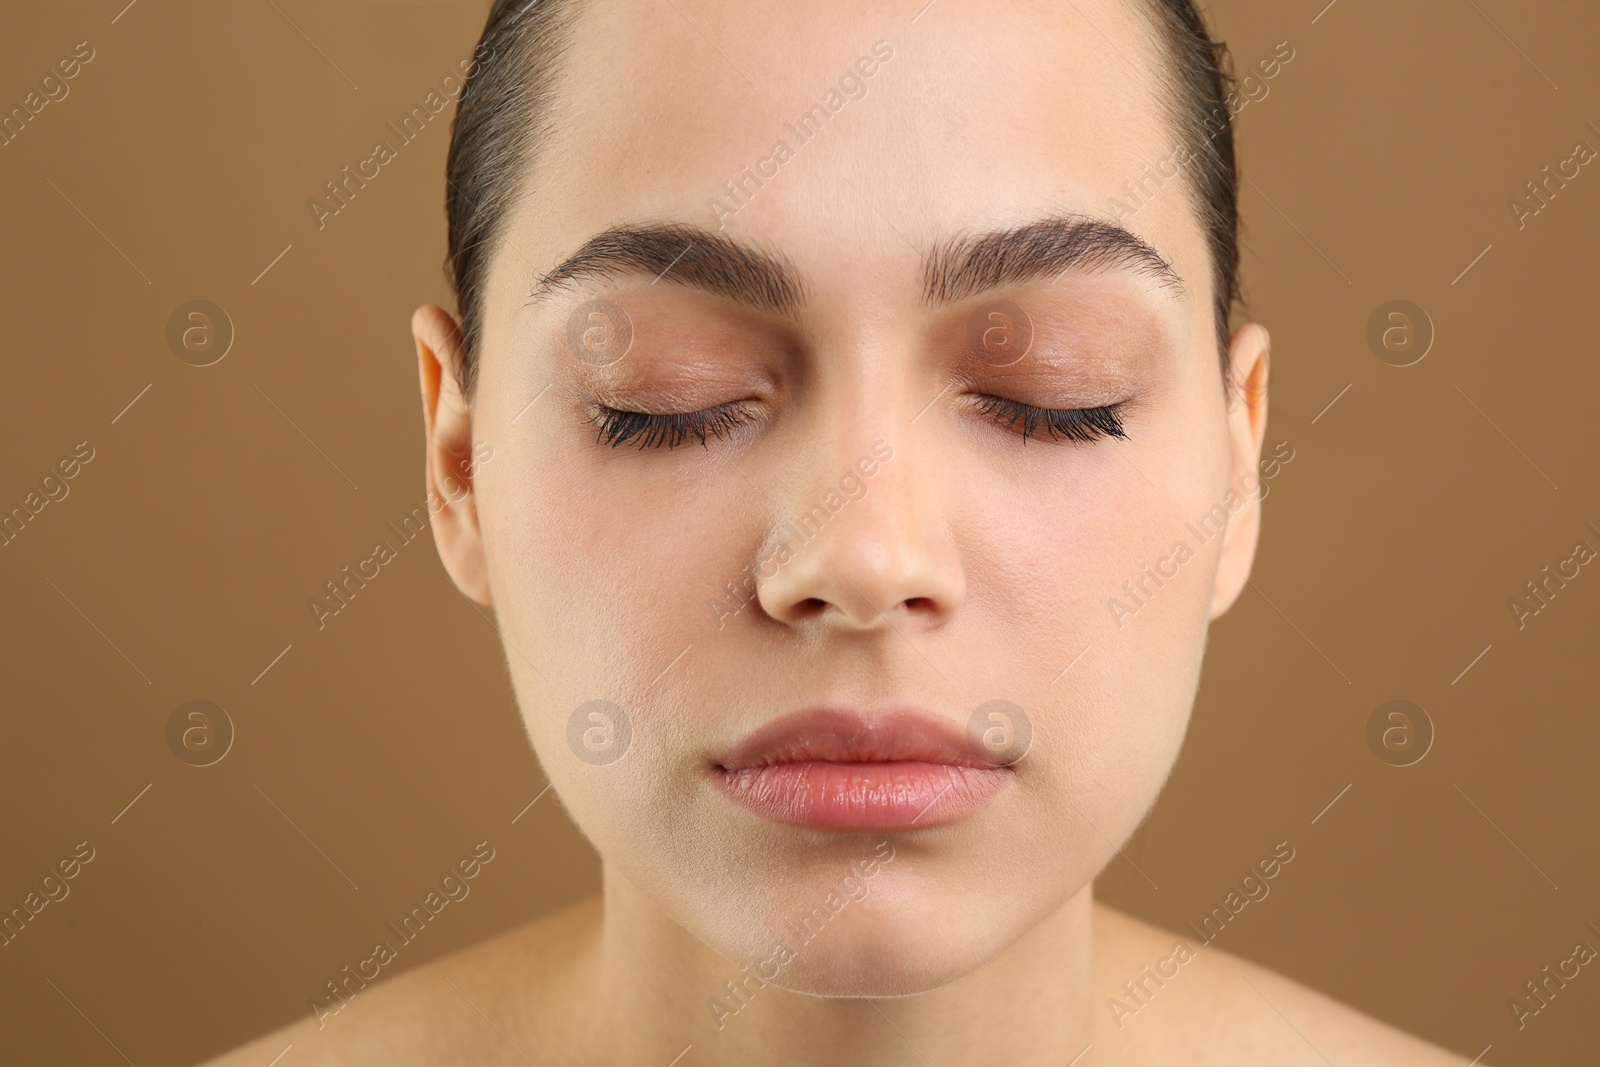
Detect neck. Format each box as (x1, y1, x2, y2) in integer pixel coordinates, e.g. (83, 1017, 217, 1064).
(580, 863, 1097, 1066)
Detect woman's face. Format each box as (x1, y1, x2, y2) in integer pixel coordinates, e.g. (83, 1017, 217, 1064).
(421, 0, 1268, 995)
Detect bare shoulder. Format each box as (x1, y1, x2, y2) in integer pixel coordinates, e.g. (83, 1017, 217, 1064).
(1091, 902, 1484, 1066)
(195, 895, 601, 1067)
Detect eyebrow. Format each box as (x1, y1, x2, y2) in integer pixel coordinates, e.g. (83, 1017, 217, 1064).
(530, 213, 1183, 314)
(531, 221, 806, 315)
(923, 214, 1185, 304)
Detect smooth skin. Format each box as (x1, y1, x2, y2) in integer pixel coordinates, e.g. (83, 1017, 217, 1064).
(207, 0, 1479, 1063)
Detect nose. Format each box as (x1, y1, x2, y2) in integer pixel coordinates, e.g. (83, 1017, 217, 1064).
(753, 439, 966, 632)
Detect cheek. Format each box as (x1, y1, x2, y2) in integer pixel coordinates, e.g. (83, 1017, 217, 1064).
(967, 392, 1225, 657)
(969, 392, 1226, 830)
(475, 434, 751, 793)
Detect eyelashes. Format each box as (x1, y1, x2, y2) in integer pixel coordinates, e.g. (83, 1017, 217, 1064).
(588, 402, 756, 449)
(587, 396, 1126, 451)
(969, 394, 1127, 444)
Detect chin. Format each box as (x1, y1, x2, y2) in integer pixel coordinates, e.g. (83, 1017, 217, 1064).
(713, 859, 1072, 1000)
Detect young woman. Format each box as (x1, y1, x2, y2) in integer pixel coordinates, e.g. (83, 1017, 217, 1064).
(210, 0, 1476, 1062)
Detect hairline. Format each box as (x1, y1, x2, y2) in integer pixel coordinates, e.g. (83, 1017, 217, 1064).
(451, 0, 1237, 399)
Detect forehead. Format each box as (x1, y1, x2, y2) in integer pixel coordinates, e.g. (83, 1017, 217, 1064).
(508, 0, 1202, 311)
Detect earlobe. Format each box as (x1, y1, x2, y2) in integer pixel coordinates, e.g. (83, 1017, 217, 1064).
(1207, 322, 1271, 621)
(413, 304, 493, 607)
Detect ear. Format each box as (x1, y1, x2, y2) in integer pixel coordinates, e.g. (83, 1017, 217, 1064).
(414, 304, 492, 606)
(1207, 322, 1270, 620)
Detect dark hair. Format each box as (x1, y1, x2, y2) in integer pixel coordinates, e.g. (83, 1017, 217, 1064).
(445, 0, 586, 398)
(444, 0, 1242, 398)
(1141, 0, 1243, 386)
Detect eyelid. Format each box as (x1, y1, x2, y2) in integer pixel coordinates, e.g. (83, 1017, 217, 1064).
(969, 394, 1127, 444)
(583, 392, 1126, 452)
(587, 400, 759, 450)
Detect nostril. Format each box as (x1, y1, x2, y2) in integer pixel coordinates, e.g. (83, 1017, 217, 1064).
(792, 597, 829, 619)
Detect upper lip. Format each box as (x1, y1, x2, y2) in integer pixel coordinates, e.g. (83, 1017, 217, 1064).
(712, 706, 997, 772)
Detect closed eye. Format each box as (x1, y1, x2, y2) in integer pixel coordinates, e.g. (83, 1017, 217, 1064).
(972, 394, 1127, 444)
(585, 395, 1126, 451)
(588, 402, 757, 450)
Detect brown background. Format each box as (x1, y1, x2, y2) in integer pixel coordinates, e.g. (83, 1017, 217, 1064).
(2, 1, 1597, 1063)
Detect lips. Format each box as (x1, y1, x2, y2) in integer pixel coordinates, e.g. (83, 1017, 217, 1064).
(709, 706, 1014, 832)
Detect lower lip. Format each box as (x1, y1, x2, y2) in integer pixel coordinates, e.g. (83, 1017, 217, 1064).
(711, 761, 1011, 832)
